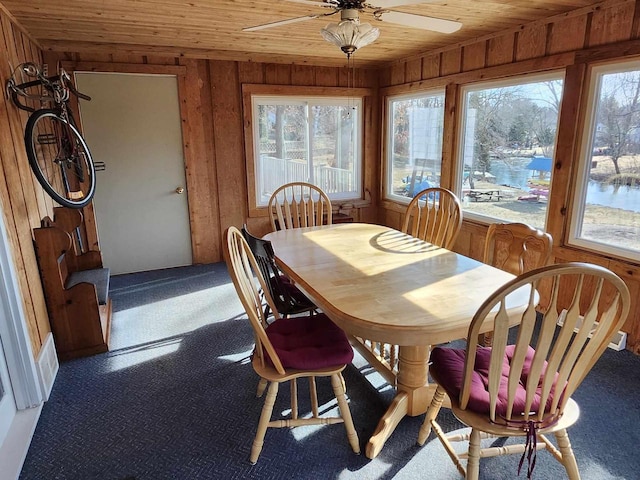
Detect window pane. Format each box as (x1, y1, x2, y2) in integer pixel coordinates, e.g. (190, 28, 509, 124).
(253, 97, 361, 206)
(572, 66, 640, 257)
(310, 105, 358, 195)
(458, 75, 564, 229)
(386, 92, 445, 201)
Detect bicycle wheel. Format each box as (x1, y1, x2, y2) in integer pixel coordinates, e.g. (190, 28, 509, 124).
(24, 108, 96, 209)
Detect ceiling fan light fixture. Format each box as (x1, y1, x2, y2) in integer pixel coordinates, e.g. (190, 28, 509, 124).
(320, 18, 380, 58)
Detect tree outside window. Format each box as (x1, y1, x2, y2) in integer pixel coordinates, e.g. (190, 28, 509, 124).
(458, 74, 564, 229)
(570, 62, 640, 259)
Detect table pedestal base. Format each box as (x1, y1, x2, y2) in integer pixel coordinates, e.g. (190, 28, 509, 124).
(365, 345, 440, 459)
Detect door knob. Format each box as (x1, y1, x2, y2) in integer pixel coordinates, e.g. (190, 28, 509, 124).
(175, 187, 185, 194)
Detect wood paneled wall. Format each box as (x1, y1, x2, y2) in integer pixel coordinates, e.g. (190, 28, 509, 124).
(377, 0, 640, 353)
(0, 45, 379, 358)
(4, 0, 640, 359)
(51, 53, 381, 257)
(0, 10, 52, 357)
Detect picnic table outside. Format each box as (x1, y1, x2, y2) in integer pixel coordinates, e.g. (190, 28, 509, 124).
(465, 189, 503, 202)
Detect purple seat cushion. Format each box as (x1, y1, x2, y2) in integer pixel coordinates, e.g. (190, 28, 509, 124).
(431, 345, 561, 417)
(265, 314, 353, 370)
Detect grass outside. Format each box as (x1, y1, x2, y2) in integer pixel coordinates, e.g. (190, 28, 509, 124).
(392, 155, 640, 251)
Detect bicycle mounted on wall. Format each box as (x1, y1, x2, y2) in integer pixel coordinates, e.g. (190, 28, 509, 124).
(6, 62, 96, 209)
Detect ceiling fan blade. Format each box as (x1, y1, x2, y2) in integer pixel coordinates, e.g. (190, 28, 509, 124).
(284, 0, 336, 6)
(370, 0, 437, 8)
(377, 11, 462, 34)
(243, 15, 320, 32)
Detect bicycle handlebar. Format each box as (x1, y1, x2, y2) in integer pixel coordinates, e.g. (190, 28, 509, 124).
(5, 63, 91, 112)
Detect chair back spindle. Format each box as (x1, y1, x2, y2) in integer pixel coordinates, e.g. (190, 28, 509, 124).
(224, 227, 284, 373)
(402, 187, 462, 249)
(224, 226, 360, 464)
(463, 263, 629, 425)
(241, 225, 316, 318)
(268, 182, 332, 231)
(420, 262, 630, 479)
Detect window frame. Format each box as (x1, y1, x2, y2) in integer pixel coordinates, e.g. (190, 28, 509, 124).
(454, 70, 566, 227)
(383, 88, 447, 205)
(568, 59, 640, 262)
(242, 84, 371, 217)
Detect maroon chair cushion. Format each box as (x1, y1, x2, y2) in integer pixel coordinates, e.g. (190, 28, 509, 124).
(430, 345, 560, 416)
(265, 314, 353, 370)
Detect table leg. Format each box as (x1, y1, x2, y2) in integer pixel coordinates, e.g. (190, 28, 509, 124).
(365, 345, 435, 459)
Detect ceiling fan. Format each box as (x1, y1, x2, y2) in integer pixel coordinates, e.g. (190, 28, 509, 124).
(243, 0, 462, 57)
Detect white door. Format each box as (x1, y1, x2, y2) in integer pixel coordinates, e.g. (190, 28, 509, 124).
(75, 73, 192, 275)
(0, 335, 17, 446)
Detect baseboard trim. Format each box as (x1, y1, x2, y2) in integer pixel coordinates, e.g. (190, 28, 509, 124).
(36, 333, 58, 400)
(0, 403, 42, 480)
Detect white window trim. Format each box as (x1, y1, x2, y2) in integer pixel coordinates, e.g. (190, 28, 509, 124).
(455, 71, 565, 225)
(385, 89, 446, 204)
(0, 212, 43, 410)
(250, 94, 363, 207)
(568, 60, 640, 262)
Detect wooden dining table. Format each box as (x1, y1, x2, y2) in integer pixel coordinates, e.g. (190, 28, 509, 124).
(265, 223, 529, 459)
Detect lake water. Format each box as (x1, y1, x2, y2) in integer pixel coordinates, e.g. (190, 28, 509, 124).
(489, 158, 640, 213)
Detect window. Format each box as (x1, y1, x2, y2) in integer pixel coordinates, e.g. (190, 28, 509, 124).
(457, 73, 564, 228)
(250, 95, 362, 207)
(385, 90, 445, 202)
(570, 61, 640, 261)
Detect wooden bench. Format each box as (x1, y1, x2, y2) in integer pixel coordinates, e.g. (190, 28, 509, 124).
(33, 224, 112, 360)
(42, 206, 90, 255)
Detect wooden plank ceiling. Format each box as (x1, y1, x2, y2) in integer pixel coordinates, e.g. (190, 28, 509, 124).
(1, 0, 609, 67)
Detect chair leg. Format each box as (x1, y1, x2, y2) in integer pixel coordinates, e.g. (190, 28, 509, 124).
(466, 428, 481, 480)
(418, 385, 446, 445)
(290, 379, 298, 420)
(250, 381, 279, 464)
(309, 376, 319, 418)
(331, 373, 360, 454)
(256, 378, 268, 398)
(555, 429, 581, 480)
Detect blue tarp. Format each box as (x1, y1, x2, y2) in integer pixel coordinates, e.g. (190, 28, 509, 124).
(526, 157, 552, 172)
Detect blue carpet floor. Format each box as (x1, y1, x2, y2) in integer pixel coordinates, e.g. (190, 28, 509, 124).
(18, 263, 640, 479)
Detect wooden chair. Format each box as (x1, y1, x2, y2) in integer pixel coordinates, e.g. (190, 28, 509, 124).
(481, 222, 553, 346)
(484, 222, 553, 276)
(268, 182, 332, 231)
(418, 263, 630, 480)
(360, 187, 462, 378)
(402, 187, 462, 249)
(241, 225, 316, 319)
(224, 226, 360, 464)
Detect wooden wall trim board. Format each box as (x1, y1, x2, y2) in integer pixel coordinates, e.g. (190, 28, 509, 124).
(210, 60, 248, 240)
(179, 58, 221, 264)
(545, 63, 587, 245)
(242, 83, 373, 97)
(61, 61, 186, 76)
(41, 39, 384, 69)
